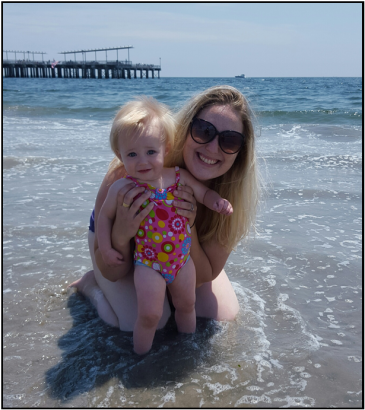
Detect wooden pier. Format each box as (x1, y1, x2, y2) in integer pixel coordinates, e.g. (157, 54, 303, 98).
(3, 47, 161, 79)
(3, 60, 160, 79)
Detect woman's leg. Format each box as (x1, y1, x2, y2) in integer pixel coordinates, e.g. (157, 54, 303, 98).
(68, 269, 119, 327)
(195, 269, 239, 321)
(71, 231, 171, 331)
(68, 229, 119, 326)
(133, 265, 167, 354)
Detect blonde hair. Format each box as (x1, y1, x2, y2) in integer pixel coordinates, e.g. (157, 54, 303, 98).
(166, 85, 261, 250)
(108, 96, 176, 171)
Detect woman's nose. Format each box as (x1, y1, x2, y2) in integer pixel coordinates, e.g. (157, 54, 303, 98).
(205, 134, 220, 153)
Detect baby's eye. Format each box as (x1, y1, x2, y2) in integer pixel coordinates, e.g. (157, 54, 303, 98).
(128, 152, 137, 157)
(147, 150, 156, 155)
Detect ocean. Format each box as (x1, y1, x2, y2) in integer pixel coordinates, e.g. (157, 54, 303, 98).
(3, 77, 362, 408)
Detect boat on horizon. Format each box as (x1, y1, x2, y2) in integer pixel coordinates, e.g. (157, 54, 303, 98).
(235, 74, 246, 78)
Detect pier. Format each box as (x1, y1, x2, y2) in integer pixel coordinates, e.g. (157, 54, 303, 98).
(3, 46, 161, 79)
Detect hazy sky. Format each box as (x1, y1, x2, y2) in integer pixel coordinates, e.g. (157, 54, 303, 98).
(3, 2, 362, 77)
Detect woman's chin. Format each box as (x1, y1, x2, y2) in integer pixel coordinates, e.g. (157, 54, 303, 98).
(190, 153, 222, 181)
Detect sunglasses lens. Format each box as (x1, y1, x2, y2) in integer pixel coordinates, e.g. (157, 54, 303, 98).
(191, 118, 244, 154)
(191, 119, 215, 144)
(220, 132, 243, 154)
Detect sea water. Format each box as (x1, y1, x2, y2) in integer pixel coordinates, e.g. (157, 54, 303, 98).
(3, 77, 362, 408)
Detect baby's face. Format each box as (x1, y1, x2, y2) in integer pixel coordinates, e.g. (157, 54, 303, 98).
(117, 118, 167, 182)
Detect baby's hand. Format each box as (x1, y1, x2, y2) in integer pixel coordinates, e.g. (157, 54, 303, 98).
(102, 248, 124, 267)
(214, 198, 233, 215)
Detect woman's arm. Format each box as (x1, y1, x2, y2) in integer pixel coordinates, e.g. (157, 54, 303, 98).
(93, 167, 132, 281)
(98, 179, 133, 267)
(189, 225, 231, 287)
(93, 166, 154, 281)
(172, 185, 231, 287)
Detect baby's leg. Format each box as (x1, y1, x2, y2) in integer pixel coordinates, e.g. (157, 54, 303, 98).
(133, 265, 167, 354)
(168, 258, 196, 333)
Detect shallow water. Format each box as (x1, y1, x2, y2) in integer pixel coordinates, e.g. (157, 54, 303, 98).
(3, 77, 362, 408)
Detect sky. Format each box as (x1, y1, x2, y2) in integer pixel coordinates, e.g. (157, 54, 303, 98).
(2, 2, 362, 77)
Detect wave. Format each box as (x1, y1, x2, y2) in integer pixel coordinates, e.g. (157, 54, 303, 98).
(3, 104, 118, 114)
(257, 109, 362, 125)
(3, 156, 69, 170)
(267, 153, 362, 170)
(4, 104, 362, 125)
(3, 104, 118, 121)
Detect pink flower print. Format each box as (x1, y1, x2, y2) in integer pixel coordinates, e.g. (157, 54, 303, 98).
(168, 215, 185, 234)
(142, 246, 156, 261)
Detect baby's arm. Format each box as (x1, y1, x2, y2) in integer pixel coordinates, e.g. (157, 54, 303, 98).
(98, 179, 129, 266)
(179, 169, 233, 215)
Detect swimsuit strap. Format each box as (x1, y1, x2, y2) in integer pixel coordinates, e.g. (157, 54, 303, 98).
(174, 166, 180, 185)
(125, 175, 138, 184)
(125, 175, 148, 189)
(126, 168, 180, 191)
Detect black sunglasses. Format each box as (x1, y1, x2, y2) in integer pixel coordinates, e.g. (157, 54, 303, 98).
(190, 117, 245, 154)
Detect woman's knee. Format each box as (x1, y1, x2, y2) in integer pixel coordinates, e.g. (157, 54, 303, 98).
(218, 302, 239, 321)
(195, 270, 239, 321)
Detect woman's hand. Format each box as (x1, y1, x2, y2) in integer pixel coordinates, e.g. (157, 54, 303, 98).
(111, 183, 155, 252)
(173, 185, 197, 226)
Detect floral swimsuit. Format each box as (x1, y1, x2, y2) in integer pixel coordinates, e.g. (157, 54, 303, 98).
(126, 166, 191, 284)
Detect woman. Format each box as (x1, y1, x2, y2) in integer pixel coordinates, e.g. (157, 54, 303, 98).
(71, 85, 260, 331)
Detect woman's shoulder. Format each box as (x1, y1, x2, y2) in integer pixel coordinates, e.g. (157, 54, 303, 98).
(104, 164, 127, 187)
(95, 164, 127, 215)
(97, 164, 125, 197)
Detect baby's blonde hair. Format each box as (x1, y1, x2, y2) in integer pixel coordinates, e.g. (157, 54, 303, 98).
(109, 96, 176, 171)
(166, 85, 261, 250)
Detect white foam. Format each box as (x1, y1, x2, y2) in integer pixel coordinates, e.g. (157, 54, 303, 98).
(204, 382, 233, 396)
(273, 396, 315, 407)
(235, 394, 271, 406)
(348, 356, 362, 362)
(276, 294, 321, 350)
(158, 391, 176, 407)
(247, 385, 263, 391)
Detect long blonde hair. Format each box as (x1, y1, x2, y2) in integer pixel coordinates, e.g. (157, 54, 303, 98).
(166, 85, 261, 250)
(108, 96, 176, 172)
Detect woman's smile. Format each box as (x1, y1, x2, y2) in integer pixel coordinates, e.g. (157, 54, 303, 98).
(197, 152, 219, 165)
